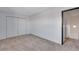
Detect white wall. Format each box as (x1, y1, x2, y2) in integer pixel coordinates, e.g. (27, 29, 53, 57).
(0, 7, 72, 44)
(63, 12, 71, 39)
(0, 13, 30, 40)
(30, 7, 72, 44)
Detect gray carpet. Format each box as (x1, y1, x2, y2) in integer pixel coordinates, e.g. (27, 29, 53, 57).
(0, 34, 79, 51)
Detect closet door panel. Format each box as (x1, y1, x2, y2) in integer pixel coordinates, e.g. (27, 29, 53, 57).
(0, 16, 3, 39)
(6, 17, 18, 38)
(18, 19, 26, 35)
(0, 16, 6, 40)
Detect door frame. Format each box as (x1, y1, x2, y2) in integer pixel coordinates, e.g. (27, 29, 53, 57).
(61, 7, 79, 45)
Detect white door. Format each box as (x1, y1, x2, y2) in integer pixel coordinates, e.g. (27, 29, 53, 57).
(0, 16, 6, 39)
(18, 19, 26, 35)
(6, 17, 18, 38)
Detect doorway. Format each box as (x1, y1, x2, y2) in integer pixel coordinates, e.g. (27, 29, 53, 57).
(62, 7, 79, 45)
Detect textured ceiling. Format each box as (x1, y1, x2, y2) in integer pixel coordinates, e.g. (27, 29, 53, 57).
(0, 7, 48, 16)
(0, 7, 73, 17)
(64, 8, 79, 16)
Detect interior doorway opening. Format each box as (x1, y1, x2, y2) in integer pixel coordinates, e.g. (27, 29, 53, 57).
(62, 7, 79, 45)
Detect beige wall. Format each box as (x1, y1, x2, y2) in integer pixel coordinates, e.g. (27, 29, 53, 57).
(64, 10, 79, 40)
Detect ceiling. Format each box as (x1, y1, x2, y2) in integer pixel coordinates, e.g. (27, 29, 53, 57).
(64, 8, 79, 16)
(0, 7, 48, 16)
(0, 7, 73, 17)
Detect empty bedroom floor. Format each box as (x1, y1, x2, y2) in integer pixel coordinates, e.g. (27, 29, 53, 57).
(0, 34, 79, 51)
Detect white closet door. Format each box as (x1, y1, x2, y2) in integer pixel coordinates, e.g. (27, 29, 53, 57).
(18, 19, 26, 35)
(0, 16, 3, 39)
(6, 17, 18, 38)
(0, 16, 6, 40)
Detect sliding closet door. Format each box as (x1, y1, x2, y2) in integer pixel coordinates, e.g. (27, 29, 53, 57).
(0, 16, 6, 40)
(18, 19, 27, 35)
(6, 17, 18, 38)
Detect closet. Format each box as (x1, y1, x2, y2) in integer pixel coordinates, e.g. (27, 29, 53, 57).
(0, 16, 28, 40)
